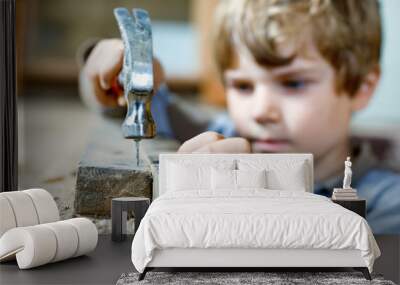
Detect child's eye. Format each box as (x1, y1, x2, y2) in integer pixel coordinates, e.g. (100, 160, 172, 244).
(281, 79, 307, 90)
(231, 81, 254, 94)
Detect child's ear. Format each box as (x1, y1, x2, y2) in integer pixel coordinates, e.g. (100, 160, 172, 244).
(351, 65, 381, 111)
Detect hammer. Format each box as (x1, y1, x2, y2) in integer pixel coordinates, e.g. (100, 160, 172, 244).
(114, 8, 156, 165)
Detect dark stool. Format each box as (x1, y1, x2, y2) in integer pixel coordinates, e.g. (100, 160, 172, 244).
(111, 197, 150, 242)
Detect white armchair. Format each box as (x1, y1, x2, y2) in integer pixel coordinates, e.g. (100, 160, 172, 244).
(0, 189, 97, 269)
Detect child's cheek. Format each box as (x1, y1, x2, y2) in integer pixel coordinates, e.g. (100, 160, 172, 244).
(283, 97, 350, 153)
(285, 104, 320, 138)
(283, 98, 333, 145)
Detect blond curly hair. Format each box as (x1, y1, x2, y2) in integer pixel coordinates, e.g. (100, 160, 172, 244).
(213, 0, 381, 95)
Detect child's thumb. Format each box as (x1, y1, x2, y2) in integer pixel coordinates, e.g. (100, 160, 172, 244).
(99, 75, 111, 90)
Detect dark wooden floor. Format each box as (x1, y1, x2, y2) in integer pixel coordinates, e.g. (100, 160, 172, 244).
(0, 235, 134, 285)
(0, 235, 398, 284)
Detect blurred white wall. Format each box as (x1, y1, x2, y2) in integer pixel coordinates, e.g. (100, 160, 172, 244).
(353, 0, 400, 128)
(152, 21, 199, 78)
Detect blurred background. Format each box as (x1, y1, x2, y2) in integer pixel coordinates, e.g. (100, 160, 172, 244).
(16, 0, 400, 214)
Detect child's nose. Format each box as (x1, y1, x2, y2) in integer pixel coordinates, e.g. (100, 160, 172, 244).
(251, 88, 281, 124)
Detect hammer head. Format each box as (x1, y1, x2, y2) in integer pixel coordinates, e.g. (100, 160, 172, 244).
(114, 8, 156, 140)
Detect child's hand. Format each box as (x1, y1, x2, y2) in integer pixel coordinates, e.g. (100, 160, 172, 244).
(80, 38, 165, 109)
(81, 39, 124, 108)
(178, 131, 251, 153)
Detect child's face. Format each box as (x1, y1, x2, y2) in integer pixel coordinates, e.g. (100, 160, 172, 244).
(224, 42, 355, 158)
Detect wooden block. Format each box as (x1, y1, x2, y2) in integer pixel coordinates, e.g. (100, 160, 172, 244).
(74, 118, 178, 217)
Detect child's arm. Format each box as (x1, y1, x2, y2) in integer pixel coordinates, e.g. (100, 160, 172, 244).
(178, 131, 251, 153)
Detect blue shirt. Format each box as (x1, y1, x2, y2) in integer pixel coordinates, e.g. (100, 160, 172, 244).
(349, 169, 400, 234)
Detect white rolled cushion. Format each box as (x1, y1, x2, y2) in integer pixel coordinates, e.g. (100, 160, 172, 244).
(211, 168, 236, 190)
(23, 188, 59, 223)
(64, 218, 98, 257)
(0, 196, 17, 237)
(236, 169, 267, 189)
(0, 218, 97, 269)
(42, 221, 79, 262)
(0, 226, 57, 269)
(0, 192, 39, 227)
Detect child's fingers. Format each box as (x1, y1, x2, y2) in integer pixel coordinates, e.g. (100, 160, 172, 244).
(193, 137, 251, 154)
(98, 39, 124, 90)
(93, 77, 119, 108)
(79, 66, 119, 108)
(178, 131, 224, 153)
(82, 39, 123, 108)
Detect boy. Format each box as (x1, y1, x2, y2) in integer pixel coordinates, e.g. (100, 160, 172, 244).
(79, 0, 399, 233)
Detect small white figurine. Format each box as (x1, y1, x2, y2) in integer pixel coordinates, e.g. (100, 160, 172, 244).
(343, 156, 352, 189)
